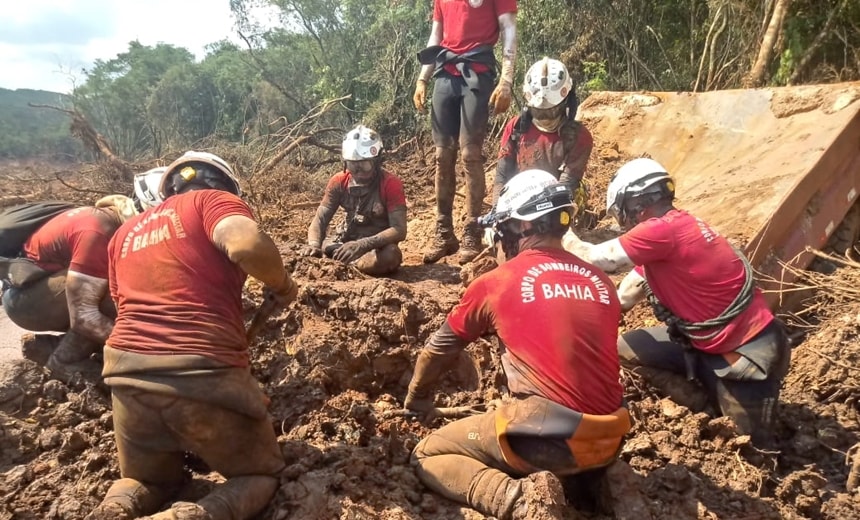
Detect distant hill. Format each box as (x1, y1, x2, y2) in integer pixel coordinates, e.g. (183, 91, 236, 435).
(0, 88, 82, 160)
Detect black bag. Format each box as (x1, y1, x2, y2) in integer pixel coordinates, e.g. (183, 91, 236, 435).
(0, 201, 78, 258)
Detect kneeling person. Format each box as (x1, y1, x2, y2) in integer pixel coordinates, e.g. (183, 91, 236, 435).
(301, 125, 407, 276)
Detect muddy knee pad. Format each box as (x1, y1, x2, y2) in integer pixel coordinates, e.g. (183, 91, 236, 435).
(435, 146, 458, 216)
(715, 377, 781, 446)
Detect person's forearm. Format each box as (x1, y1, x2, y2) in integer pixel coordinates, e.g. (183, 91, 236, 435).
(66, 272, 112, 342)
(418, 21, 443, 82)
(498, 14, 517, 86)
(562, 233, 634, 273)
(618, 270, 647, 312)
(213, 215, 286, 289)
(308, 203, 337, 247)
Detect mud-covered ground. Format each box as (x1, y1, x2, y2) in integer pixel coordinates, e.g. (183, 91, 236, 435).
(1, 131, 859, 520)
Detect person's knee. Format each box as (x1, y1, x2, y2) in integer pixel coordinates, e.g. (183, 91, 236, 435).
(435, 146, 458, 166)
(461, 144, 484, 164)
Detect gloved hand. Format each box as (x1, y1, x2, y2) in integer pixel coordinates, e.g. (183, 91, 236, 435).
(332, 239, 371, 263)
(267, 273, 299, 307)
(413, 80, 428, 113)
(489, 82, 512, 116)
(404, 391, 437, 423)
(300, 244, 323, 258)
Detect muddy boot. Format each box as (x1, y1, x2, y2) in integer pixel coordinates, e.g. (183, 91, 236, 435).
(458, 220, 484, 265)
(44, 331, 102, 384)
(509, 471, 567, 520)
(632, 366, 710, 412)
(87, 478, 172, 520)
(20, 333, 62, 366)
(140, 502, 211, 520)
(715, 378, 781, 449)
(423, 216, 459, 264)
(459, 149, 487, 265)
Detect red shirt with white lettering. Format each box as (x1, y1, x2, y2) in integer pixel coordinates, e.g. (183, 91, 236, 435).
(23, 207, 120, 278)
(107, 190, 253, 367)
(446, 247, 623, 414)
(435, 0, 517, 75)
(619, 209, 773, 354)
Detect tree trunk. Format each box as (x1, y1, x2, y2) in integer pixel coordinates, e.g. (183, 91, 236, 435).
(745, 0, 792, 88)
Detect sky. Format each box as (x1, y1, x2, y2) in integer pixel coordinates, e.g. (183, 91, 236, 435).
(0, 0, 273, 94)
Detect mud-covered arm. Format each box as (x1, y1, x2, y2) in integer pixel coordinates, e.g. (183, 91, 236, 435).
(307, 201, 338, 248)
(355, 206, 407, 251)
(558, 126, 594, 193)
(494, 157, 518, 204)
(212, 215, 296, 297)
(66, 271, 113, 342)
(406, 321, 469, 401)
(562, 231, 634, 273)
(617, 270, 647, 312)
(417, 20, 443, 82)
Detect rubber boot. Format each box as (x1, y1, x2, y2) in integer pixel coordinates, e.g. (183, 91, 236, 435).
(424, 147, 459, 263)
(141, 475, 278, 520)
(458, 151, 487, 264)
(715, 378, 781, 449)
(20, 333, 62, 366)
(87, 478, 173, 520)
(631, 366, 710, 412)
(468, 468, 566, 520)
(44, 330, 102, 383)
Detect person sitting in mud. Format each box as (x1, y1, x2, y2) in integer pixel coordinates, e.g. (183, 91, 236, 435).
(1, 196, 136, 381)
(404, 169, 631, 520)
(564, 158, 791, 448)
(300, 124, 407, 276)
(88, 151, 298, 520)
(495, 57, 593, 223)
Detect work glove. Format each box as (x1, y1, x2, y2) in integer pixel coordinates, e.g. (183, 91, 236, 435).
(489, 82, 512, 116)
(332, 239, 371, 264)
(403, 391, 437, 423)
(413, 80, 428, 113)
(267, 273, 299, 308)
(300, 244, 323, 258)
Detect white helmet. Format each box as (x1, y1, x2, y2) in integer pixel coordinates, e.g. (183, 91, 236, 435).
(523, 57, 573, 109)
(133, 166, 167, 211)
(159, 151, 241, 199)
(491, 169, 574, 224)
(606, 158, 674, 227)
(342, 125, 383, 160)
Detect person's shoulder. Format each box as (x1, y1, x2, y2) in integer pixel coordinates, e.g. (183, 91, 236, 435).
(381, 169, 404, 185)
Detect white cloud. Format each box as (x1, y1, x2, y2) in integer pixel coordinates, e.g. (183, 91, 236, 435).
(0, 0, 256, 94)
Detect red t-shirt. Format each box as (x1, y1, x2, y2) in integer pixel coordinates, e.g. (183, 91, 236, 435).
(435, 0, 517, 75)
(447, 247, 623, 414)
(498, 116, 594, 181)
(107, 190, 254, 367)
(619, 210, 773, 354)
(23, 207, 119, 278)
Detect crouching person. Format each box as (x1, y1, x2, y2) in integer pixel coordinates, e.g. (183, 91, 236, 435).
(88, 151, 298, 520)
(300, 125, 407, 276)
(404, 170, 630, 519)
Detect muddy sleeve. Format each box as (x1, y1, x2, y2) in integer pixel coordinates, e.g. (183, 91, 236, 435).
(558, 124, 594, 192)
(408, 322, 467, 398)
(307, 180, 343, 247)
(355, 206, 407, 251)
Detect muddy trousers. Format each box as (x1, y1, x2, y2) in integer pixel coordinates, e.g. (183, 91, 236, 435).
(94, 386, 285, 520)
(618, 320, 790, 447)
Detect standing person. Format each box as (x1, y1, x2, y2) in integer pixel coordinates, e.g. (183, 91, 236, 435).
(564, 158, 791, 448)
(88, 151, 298, 520)
(495, 57, 593, 221)
(413, 0, 518, 265)
(300, 125, 407, 276)
(405, 170, 630, 519)
(2, 198, 135, 378)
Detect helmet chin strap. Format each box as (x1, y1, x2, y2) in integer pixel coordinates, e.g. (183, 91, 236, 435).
(532, 116, 563, 133)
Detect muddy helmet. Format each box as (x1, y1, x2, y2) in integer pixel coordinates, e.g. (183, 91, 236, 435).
(132, 166, 167, 212)
(159, 151, 242, 199)
(523, 57, 573, 110)
(342, 125, 383, 160)
(606, 158, 675, 228)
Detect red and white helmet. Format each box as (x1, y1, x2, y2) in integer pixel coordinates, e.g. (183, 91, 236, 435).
(523, 57, 573, 110)
(132, 166, 167, 211)
(342, 125, 383, 161)
(606, 158, 675, 228)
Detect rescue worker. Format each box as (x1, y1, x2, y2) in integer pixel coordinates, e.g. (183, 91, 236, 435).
(413, 0, 518, 265)
(2, 196, 136, 378)
(495, 57, 593, 220)
(300, 125, 407, 276)
(88, 151, 297, 520)
(131, 166, 168, 213)
(563, 158, 791, 448)
(405, 169, 631, 519)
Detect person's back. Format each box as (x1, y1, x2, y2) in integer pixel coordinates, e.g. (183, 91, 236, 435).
(107, 189, 250, 365)
(23, 206, 119, 276)
(455, 246, 622, 414)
